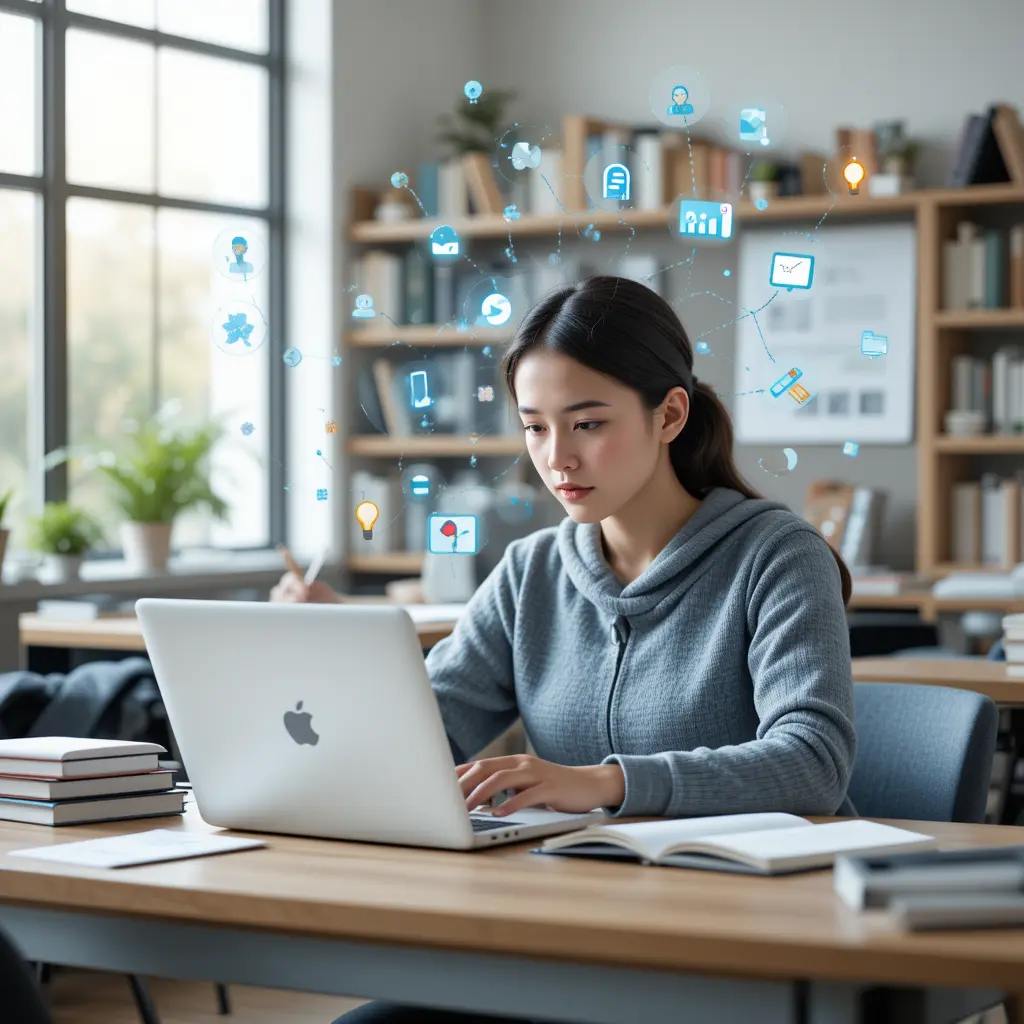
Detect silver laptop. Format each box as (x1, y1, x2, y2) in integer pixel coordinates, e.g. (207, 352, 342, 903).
(135, 598, 605, 850)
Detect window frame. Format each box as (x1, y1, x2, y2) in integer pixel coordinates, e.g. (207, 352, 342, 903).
(0, 0, 287, 551)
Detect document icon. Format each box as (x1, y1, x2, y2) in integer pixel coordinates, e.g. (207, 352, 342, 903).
(860, 330, 888, 358)
(739, 108, 769, 146)
(427, 513, 478, 555)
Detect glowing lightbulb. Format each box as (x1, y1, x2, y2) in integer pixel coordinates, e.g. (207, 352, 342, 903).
(843, 157, 866, 195)
(354, 500, 380, 540)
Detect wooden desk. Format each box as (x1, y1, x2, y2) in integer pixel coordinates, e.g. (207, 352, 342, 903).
(0, 806, 1019, 1023)
(853, 657, 1024, 707)
(19, 610, 457, 655)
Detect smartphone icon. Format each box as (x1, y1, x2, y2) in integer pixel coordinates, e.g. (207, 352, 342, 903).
(409, 370, 432, 409)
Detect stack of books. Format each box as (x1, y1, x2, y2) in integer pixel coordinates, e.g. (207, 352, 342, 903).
(1001, 613, 1024, 677)
(835, 845, 1024, 930)
(0, 737, 184, 826)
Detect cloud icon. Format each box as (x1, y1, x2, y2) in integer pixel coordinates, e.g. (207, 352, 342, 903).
(509, 142, 542, 170)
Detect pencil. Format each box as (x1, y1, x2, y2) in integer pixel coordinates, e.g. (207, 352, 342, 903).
(277, 543, 304, 580)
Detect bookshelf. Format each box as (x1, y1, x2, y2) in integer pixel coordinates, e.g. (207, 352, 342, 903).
(345, 122, 1024, 579)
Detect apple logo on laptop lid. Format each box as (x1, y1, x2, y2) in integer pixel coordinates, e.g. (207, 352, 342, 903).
(283, 701, 319, 746)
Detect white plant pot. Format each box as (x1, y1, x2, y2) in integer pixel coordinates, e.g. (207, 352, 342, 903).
(121, 521, 173, 573)
(748, 181, 779, 203)
(41, 553, 84, 584)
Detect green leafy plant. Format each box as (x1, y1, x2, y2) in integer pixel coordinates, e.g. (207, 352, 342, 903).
(437, 88, 517, 155)
(0, 488, 13, 528)
(28, 503, 103, 556)
(750, 160, 779, 182)
(97, 420, 229, 525)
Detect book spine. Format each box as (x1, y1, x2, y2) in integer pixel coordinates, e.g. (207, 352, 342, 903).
(634, 133, 663, 211)
(981, 475, 1004, 565)
(985, 229, 1005, 308)
(1011, 225, 1024, 308)
(951, 354, 973, 411)
(967, 237, 986, 308)
(951, 481, 981, 564)
(416, 161, 439, 218)
(529, 148, 562, 214)
(1004, 478, 1021, 569)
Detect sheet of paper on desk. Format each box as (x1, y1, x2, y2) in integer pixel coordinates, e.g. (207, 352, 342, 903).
(401, 603, 466, 623)
(8, 829, 266, 869)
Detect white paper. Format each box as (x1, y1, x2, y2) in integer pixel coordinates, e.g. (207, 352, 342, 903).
(8, 829, 266, 869)
(401, 603, 466, 623)
(734, 223, 916, 444)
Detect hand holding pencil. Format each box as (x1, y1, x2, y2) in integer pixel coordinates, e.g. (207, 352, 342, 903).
(269, 544, 342, 604)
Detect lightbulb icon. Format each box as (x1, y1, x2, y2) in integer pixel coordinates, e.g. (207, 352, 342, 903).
(463, 80, 482, 104)
(843, 158, 865, 196)
(355, 500, 380, 540)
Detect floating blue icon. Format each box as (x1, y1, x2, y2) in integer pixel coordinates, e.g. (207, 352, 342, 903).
(755, 197, 769, 211)
(464, 80, 482, 104)
(222, 312, 254, 347)
(503, 204, 520, 221)
(602, 162, 631, 201)
(739, 108, 769, 146)
(429, 224, 460, 259)
(240, 421, 254, 436)
(282, 347, 302, 367)
(428, 513, 479, 555)
(695, 341, 709, 354)
(769, 252, 815, 291)
(860, 330, 888, 358)
(409, 369, 432, 409)
(667, 85, 694, 116)
(679, 200, 734, 240)
(228, 237, 254, 277)
(316, 487, 328, 500)
(509, 142, 542, 170)
(352, 294, 375, 319)
(390, 171, 408, 189)
(842, 441, 860, 457)
(770, 367, 803, 398)
(410, 474, 431, 498)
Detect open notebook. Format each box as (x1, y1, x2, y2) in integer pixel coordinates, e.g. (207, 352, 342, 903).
(533, 813, 936, 876)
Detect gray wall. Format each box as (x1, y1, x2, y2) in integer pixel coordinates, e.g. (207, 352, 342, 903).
(333, 0, 1024, 569)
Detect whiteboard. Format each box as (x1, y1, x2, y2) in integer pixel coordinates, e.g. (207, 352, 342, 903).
(732, 222, 916, 444)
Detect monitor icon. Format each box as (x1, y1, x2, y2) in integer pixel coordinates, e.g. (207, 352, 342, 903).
(678, 200, 733, 241)
(769, 252, 815, 291)
(602, 163, 631, 201)
(409, 369, 432, 409)
(427, 513, 478, 555)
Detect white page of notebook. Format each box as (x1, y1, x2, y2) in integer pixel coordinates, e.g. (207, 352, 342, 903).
(585, 813, 810, 861)
(8, 829, 266, 869)
(402, 604, 466, 623)
(696, 819, 933, 865)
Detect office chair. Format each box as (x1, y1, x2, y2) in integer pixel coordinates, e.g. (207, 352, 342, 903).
(0, 926, 54, 1024)
(847, 682, 999, 822)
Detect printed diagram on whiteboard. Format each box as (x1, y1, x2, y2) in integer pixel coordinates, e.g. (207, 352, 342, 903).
(733, 223, 916, 445)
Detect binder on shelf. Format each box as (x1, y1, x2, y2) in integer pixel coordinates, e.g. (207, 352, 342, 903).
(992, 104, 1024, 185)
(948, 107, 1009, 187)
(462, 152, 504, 216)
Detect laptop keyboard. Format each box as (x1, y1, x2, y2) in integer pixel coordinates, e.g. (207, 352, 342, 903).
(470, 815, 523, 832)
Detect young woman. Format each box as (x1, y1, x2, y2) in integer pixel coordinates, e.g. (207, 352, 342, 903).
(272, 276, 857, 1024)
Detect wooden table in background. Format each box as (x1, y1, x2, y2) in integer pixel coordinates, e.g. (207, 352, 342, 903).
(852, 656, 1024, 707)
(18, 610, 457, 656)
(0, 806, 1022, 1023)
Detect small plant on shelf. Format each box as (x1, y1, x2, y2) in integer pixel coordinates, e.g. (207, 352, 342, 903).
(28, 502, 103, 583)
(437, 88, 517, 155)
(749, 160, 780, 203)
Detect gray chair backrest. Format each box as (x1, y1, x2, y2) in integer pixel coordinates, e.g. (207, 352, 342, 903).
(847, 682, 999, 823)
(0, 927, 53, 1024)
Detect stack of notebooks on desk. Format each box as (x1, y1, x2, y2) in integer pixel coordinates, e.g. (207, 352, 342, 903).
(1001, 613, 1024, 676)
(533, 812, 934, 876)
(835, 845, 1024, 930)
(0, 738, 184, 826)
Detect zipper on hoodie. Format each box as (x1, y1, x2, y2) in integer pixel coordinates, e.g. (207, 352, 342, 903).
(605, 615, 630, 749)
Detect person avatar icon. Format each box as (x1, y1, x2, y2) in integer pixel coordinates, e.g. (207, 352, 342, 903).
(228, 236, 254, 277)
(667, 85, 694, 117)
(352, 294, 376, 319)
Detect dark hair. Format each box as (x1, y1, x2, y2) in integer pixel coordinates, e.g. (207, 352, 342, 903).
(501, 276, 851, 606)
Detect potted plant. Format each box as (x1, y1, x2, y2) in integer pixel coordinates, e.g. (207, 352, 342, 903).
(437, 87, 517, 155)
(748, 161, 779, 203)
(0, 488, 13, 581)
(28, 502, 103, 583)
(97, 419, 229, 572)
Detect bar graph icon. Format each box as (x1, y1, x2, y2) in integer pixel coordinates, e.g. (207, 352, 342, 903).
(678, 200, 734, 241)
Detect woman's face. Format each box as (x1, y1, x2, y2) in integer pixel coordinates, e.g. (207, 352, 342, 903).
(514, 349, 683, 524)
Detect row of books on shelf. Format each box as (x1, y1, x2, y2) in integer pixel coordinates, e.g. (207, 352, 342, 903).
(951, 474, 1024, 567)
(947, 347, 1024, 435)
(0, 738, 184, 826)
(942, 222, 1024, 311)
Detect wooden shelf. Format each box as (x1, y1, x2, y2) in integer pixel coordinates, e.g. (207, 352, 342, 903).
(931, 562, 1014, 575)
(934, 309, 1024, 329)
(933, 434, 1024, 453)
(348, 194, 923, 244)
(346, 326, 515, 348)
(346, 435, 523, 457)
(347, 552, 424, 574)
(348, 186, 1024, 245)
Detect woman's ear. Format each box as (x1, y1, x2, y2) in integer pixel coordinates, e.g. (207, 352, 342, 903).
(657, 386, 690, 443)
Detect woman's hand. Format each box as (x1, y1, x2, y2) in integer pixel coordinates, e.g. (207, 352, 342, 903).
(457, 754, 625, 816)
(269, 572, 341, 604)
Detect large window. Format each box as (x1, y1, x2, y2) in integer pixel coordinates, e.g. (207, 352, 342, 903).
(0, 0, 283, 554)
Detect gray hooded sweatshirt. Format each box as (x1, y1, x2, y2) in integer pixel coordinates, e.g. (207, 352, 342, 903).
(427, 487, 857, 818)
